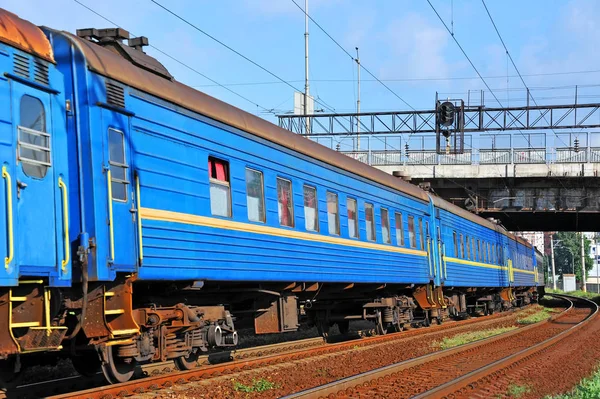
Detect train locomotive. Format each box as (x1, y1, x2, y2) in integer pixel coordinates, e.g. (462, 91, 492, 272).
(0, 8, 543, 384)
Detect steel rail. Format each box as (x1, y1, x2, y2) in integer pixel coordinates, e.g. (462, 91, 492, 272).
(282, 296, 577, 399)
(44, 306, 529, 399)
(413, 294, 598, 398)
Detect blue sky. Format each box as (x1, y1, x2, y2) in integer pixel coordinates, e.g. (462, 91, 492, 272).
(4, 0, 600, 149)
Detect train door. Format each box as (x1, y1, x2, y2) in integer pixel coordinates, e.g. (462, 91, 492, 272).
(437, 225, 446, 284)
(11, 82, 58, 272)
(102, 109, 137, 270)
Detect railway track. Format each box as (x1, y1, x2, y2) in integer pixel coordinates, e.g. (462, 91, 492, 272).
(282, 294, 595, 399)
(26, 304, 543, 399)
(4, 336, 326, 399)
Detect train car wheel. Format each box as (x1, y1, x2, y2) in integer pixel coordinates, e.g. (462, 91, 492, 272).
(101, 346, 136, 384)
(72, 352, 101, 377)
(174, 350, 200, 371)
(375, 311, 387, 335)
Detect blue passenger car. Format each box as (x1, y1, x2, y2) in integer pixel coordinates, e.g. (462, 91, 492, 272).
(0, 8, 542, 384)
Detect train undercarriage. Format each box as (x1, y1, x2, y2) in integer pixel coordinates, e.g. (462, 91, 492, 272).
(0, 274, 539, 385)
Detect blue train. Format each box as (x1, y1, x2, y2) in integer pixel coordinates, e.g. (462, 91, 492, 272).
(0, 8, 543, 384)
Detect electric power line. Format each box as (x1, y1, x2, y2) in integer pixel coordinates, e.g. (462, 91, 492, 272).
(425, 0, 562, 167)
(289, 0, 415, 111)
(72, 0, 275, 115)
(149, 0, 343, 117)
(192, 72, 600, 88)
(480, 0, 572, 151)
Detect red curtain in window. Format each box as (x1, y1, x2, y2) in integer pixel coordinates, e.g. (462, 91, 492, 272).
(208, 159, 214, 178)
(215, 162, 226, 181)
(209, 158, 227, 181)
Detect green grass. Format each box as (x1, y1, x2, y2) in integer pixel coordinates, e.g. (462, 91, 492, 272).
(545, 289, 600, 307)
(232, 378, 278, 393)
(433, 327, 517, 350)
(544, 367, 600, 399)
(517, 307, 555, 324)
(507, 383, 532, 398)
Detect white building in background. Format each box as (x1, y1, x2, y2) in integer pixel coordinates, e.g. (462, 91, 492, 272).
(512, 231, 545, 253)
(587, 234, 600, 293)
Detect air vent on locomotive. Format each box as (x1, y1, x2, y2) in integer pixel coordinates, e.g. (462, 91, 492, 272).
(75, 27, 173, 80)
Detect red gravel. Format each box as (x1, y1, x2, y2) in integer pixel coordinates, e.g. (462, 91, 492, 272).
(144, 305, 555, 399)
(451, 301, 600, 399)
(332, 306, 591, 399)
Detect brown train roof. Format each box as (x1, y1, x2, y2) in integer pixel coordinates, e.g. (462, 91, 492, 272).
(0, 9, 54, 63)
(57, 28, 527, 244)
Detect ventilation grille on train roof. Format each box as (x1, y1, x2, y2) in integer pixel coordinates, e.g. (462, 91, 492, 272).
(33, 60, 49, 86)
(106, 81, 125, 108)
(13, 53, 29, 78)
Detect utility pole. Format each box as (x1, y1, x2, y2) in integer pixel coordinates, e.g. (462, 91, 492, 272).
(581, 233, 587, 292)
(550, 234, 557, 290)
(303, 0, 310, 136)
(355, 47, 360, 152)
(594, 233, 600, 294)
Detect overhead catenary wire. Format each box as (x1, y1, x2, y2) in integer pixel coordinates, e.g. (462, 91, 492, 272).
(192, 70, 600, 88)
(287, 0, 427, 155)
(149, 0, 342, 118)
(289, 0, 415, 111)
(71, 0, 276, 115)
(425, 0, 560, 167)
(480, 0, 572, 149)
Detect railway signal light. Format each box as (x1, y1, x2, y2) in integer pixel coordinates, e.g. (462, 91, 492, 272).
(438, 101, 455, 129)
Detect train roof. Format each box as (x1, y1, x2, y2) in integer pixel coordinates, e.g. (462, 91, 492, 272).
(0, 9, 54, 63)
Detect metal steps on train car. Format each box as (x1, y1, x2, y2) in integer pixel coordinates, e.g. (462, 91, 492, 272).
(0, 280, 67, 355)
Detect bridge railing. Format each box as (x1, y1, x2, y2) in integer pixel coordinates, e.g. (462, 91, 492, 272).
(479, 149, 511, 164)
(316, 133, 600, 167)
(555, 148, 587, 163)
(512, 148, 547, 164)
(591, 148, 600, 163)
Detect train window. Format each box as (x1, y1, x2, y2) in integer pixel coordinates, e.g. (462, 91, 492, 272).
(347, 198, 358, 238)
(408, 216, 416, 248)
(109, 128, 129, 201)
(466, 236, 471, 260)
(487, 243, 492, 264)
(19, 95, 50, 179)
(460, 234, 464, 258)
(245, 168, 265, 223)
(483, 242, 487, 263)
(303, 185, 318, 232)
(209, 157, 231, 217)
(395, 212, 404, 246)
(480, 241, 484, 262)
(453, 232, 458, 257)
(475, 239, 480, 262)
(365, 203, 376, 241)
(498, 245, 502, 264)
(277, 178, 294, 227)
(326, 192, 340, 235)
(471, 238, 476, 261)
(419, 218, 424, 250)
(381, 208, 391, 244)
